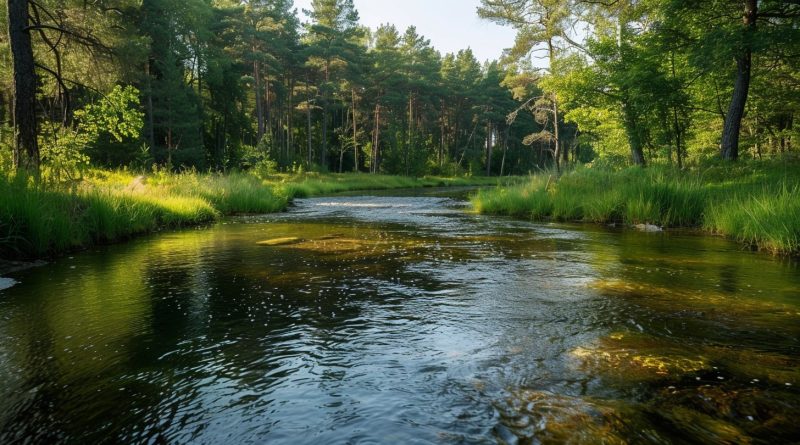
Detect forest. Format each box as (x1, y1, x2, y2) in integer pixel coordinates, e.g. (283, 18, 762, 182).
(2, 0, 797, 178)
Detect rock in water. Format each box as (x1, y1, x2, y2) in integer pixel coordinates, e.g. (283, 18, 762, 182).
(257, 237, 302, 246)
(634, 224, 663, 232)
(0, 277, 18, 291)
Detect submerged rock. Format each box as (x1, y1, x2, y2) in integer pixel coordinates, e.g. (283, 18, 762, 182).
(0, 259, 47, 276)
(570, 332, 711, 382)
(589, 279, 800, 333)
(634, 224, 663, 232)
(650, 385, 800, 443)
(256, 237, 303, 246)
(259, 234, 427, 260)
(710, 347, 800, 387)
(494, 390, 644, 444)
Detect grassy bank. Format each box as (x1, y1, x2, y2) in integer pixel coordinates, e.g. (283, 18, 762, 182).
(0, 170, 507, 259)
(470, 162, 800, 255)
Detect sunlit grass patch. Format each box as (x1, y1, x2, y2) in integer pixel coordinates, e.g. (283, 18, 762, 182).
(470, 162, 800, 255)
(1, 170, 512, 259)
(704, 182, 800, 255)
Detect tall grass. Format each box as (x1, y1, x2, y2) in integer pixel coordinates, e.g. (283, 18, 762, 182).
(0, 170, 507, 259)
(704, 182, 800, 255)
(471, 161, 800, 255)
(0, 174, 220, 257)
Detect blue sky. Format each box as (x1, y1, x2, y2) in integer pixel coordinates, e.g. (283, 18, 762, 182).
(293, 0, 518, 63)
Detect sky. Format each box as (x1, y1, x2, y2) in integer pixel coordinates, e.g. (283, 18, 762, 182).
(292, 0, 518, 63)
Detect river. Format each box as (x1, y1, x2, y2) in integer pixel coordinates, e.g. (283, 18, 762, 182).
(1, 189, 798, 444)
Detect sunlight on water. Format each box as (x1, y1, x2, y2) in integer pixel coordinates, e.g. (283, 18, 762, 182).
(0, 190, 798, 444)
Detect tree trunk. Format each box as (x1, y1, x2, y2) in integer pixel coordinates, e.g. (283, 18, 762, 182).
(352, 88, 358, 172)
(622, 103, 646, 166)
(406, 95, 413, 176)
(196, 52, 205, 154)
(8, 0, 40, 174)
(305, 74, 313, 168)
(552, 102, 562, 169)
(721, 0, 757, 161)
(500, 125, 509, 176)
(673, 106, 683, 169)
(288, 77, 294, 162)
(321, 104, 328, 169)
(547, 39, 561, 174)
(439, 101, 446, 167)
(255, 60, 264, 141)
(486, 123, 493, 176)
(145, 60, 156, 150)
(265, 76, 273, 149)
(0, 90, 6, 126)
(372, 103, 381, 173)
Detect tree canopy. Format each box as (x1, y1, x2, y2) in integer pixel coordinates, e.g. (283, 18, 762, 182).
(2, 0, 799, 177)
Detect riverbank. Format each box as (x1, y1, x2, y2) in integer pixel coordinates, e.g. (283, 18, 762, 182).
(470, 161, 800, 255)
(0, 170, 509, 259)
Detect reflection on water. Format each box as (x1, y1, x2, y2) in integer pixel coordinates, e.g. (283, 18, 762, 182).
(0, 191, 798, 444)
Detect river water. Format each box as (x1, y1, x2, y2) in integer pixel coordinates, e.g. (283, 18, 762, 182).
(1, 189, 798, 444)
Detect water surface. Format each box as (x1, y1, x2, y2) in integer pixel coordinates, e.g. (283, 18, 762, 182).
(1, 190, 798, 444)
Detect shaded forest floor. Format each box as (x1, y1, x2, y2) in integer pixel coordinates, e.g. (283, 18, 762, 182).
(0, 170, 510, 260)
(471, 160, 800, 255)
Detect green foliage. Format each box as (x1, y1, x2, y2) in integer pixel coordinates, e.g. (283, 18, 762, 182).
(472, 161, 800, 255)
(39, 126, 93, 183)
(40, 86, 145, 183)
(77, 86, 144, 143)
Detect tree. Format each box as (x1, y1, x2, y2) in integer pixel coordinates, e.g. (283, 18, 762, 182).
(6, 0, 39, 173)
(479, 0, 577, 170)
(665, 0, 800, 161)
(304, 0, 363, 169)
(137, 0, 209, 167)
(720, 0, 757, 160)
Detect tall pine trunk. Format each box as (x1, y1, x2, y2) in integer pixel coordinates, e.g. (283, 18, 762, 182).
(8, 0, 40, 174)
(485, 123, 493, 176)
(721, 0, 757, 161)
(547, 39, 561, 174)
(500, 125, 509, 177)
(321, 104, 328, 168)
(288, 76, 294, 162)
(305, 74, 312, 168)
(255, 60, 264, 142)
(352, 88, 358, 172)
(372, 103, 381, 173)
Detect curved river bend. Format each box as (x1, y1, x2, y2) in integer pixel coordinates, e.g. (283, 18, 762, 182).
(1, 190, 798, 444)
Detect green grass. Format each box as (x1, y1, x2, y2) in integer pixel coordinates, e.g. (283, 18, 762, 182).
(470, 161, 800, 255)
(0, 170, 509, 259)
(704, 182, 800, 255)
